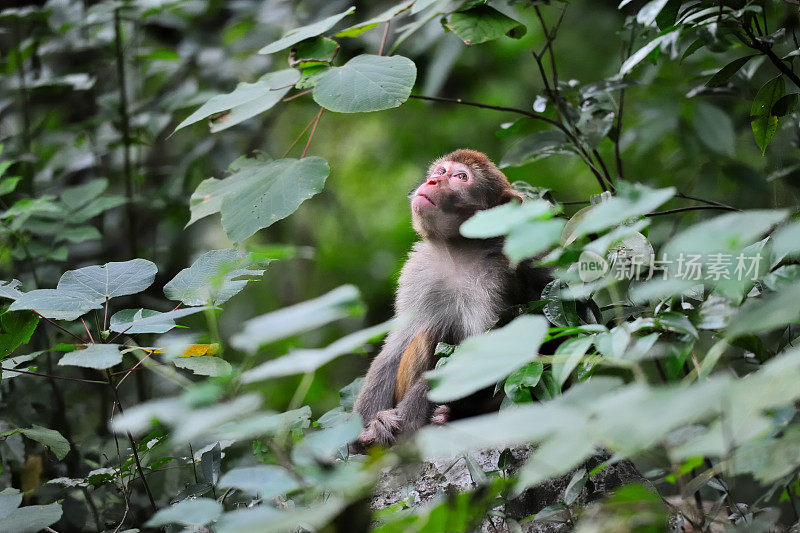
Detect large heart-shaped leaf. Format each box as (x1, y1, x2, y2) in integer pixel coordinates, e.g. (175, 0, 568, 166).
(175, 70, 300, 133)
(259, 7, 355, 54)
(312, 54, 416, 113)
(57, 259, 157, 304)
(164, 249, 269, 306)
(220, 157, 330, 242)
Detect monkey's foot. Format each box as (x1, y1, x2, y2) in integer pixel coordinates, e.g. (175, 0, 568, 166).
(430, 404, 451, 425)
(358, 409, 402, 446)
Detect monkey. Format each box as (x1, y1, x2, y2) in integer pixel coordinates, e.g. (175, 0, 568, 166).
(353, 149, 550, 448)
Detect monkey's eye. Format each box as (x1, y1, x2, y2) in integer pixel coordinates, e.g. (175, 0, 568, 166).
(454, 172, 468, 181)
(435, 167, 446, 175)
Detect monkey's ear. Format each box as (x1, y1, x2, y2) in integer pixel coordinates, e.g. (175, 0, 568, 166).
(501, 188, 525, 204)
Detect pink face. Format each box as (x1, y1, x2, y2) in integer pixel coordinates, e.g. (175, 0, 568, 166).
(411, 160, 474, 211)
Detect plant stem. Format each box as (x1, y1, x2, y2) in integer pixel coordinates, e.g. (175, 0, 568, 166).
(379, 21, 391, 56)
(35, 312, 87, 343)
(409, 94, 562, 128)
(107, 373, 157, 512)
(113, 8, 138, 257)
(12, 19, 33, 194)
(646, 205, 738, 217)
(301, 108, 324, 158)
(288, 371, 314, 411)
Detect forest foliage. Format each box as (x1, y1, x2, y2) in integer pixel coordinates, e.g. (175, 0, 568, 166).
(2, 0, 800, 531)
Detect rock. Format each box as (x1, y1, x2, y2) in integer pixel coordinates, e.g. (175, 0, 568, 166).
(370, 446, 647, 532)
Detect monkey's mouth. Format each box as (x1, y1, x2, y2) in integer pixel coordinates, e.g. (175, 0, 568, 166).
(414, 193, 436, 206)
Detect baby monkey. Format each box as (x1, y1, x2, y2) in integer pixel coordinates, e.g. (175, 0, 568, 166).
(354, 149, 548, 447)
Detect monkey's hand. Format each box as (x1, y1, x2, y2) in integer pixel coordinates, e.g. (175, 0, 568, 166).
(358, 408, 402, 447)
(430, 404, 451, 425)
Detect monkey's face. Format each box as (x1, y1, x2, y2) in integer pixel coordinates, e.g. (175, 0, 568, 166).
(410, 160, 491, 240)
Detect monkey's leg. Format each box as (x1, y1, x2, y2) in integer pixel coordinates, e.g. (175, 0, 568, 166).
(394, 379, 436, 434)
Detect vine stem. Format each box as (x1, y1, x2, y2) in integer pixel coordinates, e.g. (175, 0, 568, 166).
(301, 108, 324, 158)
(106, 372, 157, 512)
(113, 8, 138, 257)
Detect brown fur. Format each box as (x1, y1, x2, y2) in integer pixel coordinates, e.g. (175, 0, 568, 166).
(395, 331, 435, 403)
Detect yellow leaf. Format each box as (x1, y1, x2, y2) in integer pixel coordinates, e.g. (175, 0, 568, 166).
(180, 343, 220, 358)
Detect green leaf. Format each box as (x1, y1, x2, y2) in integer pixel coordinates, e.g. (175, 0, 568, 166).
(9, 289, 102, 321)
(0, 489, 22, 519)
(693, 102, 735, 157)
(574, 183, 675, 237)
(751, 76, 785, 155)
(0, 177, 20, 196)
(258, 7, 356, 54)
(636, 0, 669, 25)
(175, 70, 300, 133)
(218, 465, 299, 498)
(772, 93, 798, 117)
(504, 218, 565, 264)
(231, 285, 361, 353)
(426, 315, 548, 402)
(500, 130, 574, 168)
(504, 362, 543, 403)
(57, 259, 158, 304)
(705, 55, 758, 87)
(173, 356, 233, 377)
(460, 200, 554, 239)
(620, 29, 678, 75)
(220, 157, 330, 242)
(108, 306, 211, 334)
(288, 38, 339, 68)
(1, 425, 70, 460)
(551, 335, 594, 387)
(312, 54, 416, 113)
(0, 502, 62, 533)
(145, 498, 222, 528)
(0, 280, 23, 300)
(727, 283, 800, 338)
(664, 209, 787, 257)
(445, 5, 526, 45)
(241, 320, 391, 382)
(58, 344, 122, 370)
(542, 279, 581, 327)
(335, 0, 415, 38)
(0, 310, 38, 359)
(109, 308, 176, 334)
(655, 311, 698, 338)
(164, 249, 269, 306)
(214, 499, 345, 533)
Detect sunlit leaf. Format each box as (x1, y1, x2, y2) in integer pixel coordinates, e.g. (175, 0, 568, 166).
(335, 0, 415, 38)
(109, 306, 210, 334)
(231, 285, 360, 352)
(259, 7, 355, 54)
(173, 356, 232, 377)
(58, 344, 122, 370)
(145, 498, 222, 528)
(220, 157, 330, 242)
(164, 249, 269, 305)
(0, 425, 70, 460)
(218, 465, 299, 498)
(56, 259, 158, 304)
(9, 289, 101, 321)
(427, 315, 548, 402)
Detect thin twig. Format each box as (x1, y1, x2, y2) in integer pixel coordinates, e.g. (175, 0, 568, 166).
(379, 21, 391, 56)
(282, 112, 319, 158)
(80, 486, 103, 532)
(615, 25, 636, 181)
(81, 318, 95, 344)
(409, 94, 563, 128)
(189, 443, 199, 483)
(116, 350, 154, 388)
(282, 89, 312, 102)
(34, 312, 87, 343)
(107, 373, 158, 512)
(675, 192, 739, 211)
(301, 108, 324, 158)
(742, 24, 800, 90)
(645, 205, 737, 217)
(1, 367, 106, 384)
